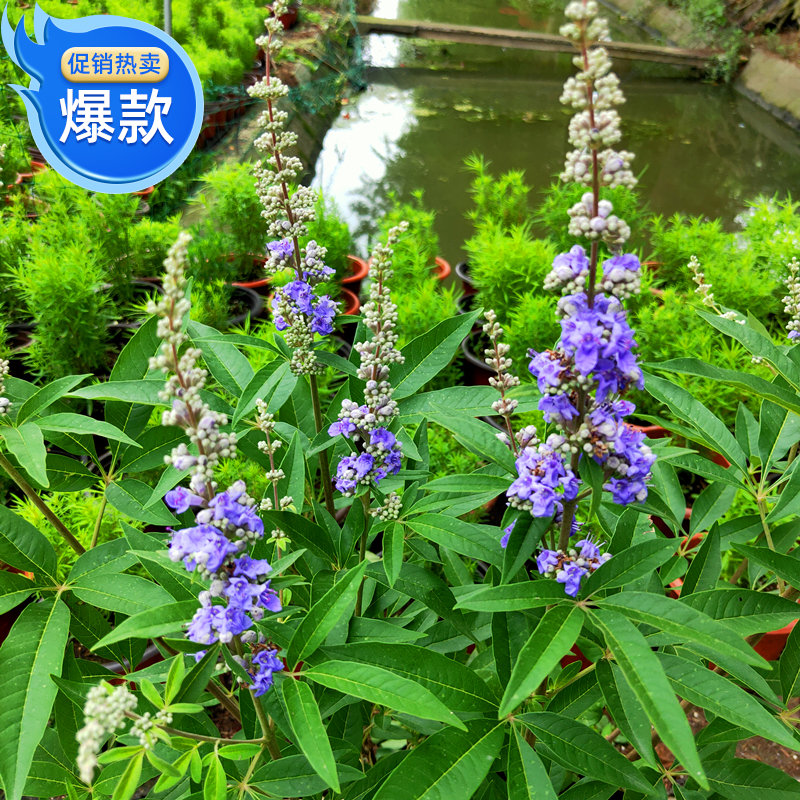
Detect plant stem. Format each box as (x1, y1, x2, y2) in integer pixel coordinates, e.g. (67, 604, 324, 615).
(309, 374, 335, 516)
(757, 497, 784, 594)
(0, 451, 86, 555)
(238, 743, 267, 799)
(355, 491, 371, 616)
(253, 695, 282, 760)
(90, 492, 108, 549)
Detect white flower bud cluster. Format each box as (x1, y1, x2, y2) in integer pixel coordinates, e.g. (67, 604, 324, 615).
(598, 264, 640, 300)
(355, 223, 408, 387)
(688, 255, 741, 323)
(372, 491, 402, 521)
(568, 192, 630, 245)
(784, 257, 800, 341)
(130, 708, 173, 750)
(149, 234, 239, 497)
(249, 5, 318, 250)
(77, 683, 137, 784)
(0, 358, 10, 416)
(559, 0, 637, 241)
(482, 310, 521, 418)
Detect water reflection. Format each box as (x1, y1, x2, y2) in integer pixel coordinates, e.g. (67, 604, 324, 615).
(313, 1, 800, 259)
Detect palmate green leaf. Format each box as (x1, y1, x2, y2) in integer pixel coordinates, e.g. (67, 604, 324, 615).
(366, 561, 473, 640)
(516, 712, 655, 795)
(68, 538, 138, 583)
(405, 513, 504, 567)
(699, 311, 800, 387)
(663, 452, 744, 490)
(643, 373, 747, 472)
(779, 623, 800, 701)
(71, 573, 174, 616)
(286, 560, 367, 667)
(688, 486, 736, 537)
(590, 609, 706, 789)
(766, 461, 800, 522)
(582, 538, 677, 595)
(278, 432, 305, 516)
(1, 422, 49, 486)
(681, 525, 721, 595)
(111, 751, 144, 800)
(383, 522, 404, 588)
(391, 311, 480, 399)
(654, 358, 800, 417)
(598, 591, 765, 668)
(24, 728, 79, 799)
(0, 505, 58, 584)
(118, 426, 187, 474)
(455, 579, 567, 612)
(203, 753, 226, 800)
(373, 719, 505, 800)
(36, 413, 141, 447)
(557, 779, 617, 800)
(546, 672, 602, 718)
(733, 543, 800, 589)
(679, 587, 800, 636)
(94, 600, 199, 648)
(499, 604, 582, 717)
(502, 516, 550, 583)
(424, 472, 510, 494)
(232, 361, 294, 429)
(0, 598, 70, 800)
(657, 653, 797, 749)
(0, 571, 35, 615)
(304, 660, 466, 730)
(188, 320, 254, 397)
(507, 726, 557, 800)
(397, 385, 502, 422)
(106, 480, 179, 526)
(15, 374, 91, 425)
(260, 510, 338, 565)
(281, 679, 339, 792)
(703, 758, 800, 800)
(41, 454, 97, 493)
(320, 642, 498, 712)
(425, 411, 516, 473)
(253, 754, 363, 797)
(597, 660, 658, 769)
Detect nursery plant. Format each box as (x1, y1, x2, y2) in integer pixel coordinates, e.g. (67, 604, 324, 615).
(0, 5, 799, 800)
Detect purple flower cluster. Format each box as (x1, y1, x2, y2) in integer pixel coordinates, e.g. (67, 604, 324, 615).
(536, 536, 611, 597)
(165, 482, 283, 688)
(272, 280, 338, 336)
(249, 648, 284, 696)
(557, 293, 643, 401)
(329, 421, 403, 496)
(507, 439, 580, 519)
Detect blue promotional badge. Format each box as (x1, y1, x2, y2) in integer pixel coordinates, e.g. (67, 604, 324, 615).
(1, 5, 203, 192)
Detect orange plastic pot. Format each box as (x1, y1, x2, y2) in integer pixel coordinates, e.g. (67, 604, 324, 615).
(341, 287, 360, 316)
(342, 255, 369, 295)
(432, 256, 451, 281)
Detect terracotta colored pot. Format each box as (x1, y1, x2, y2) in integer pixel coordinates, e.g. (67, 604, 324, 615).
(132, 185, 155, 199)
(341, 287, 360, 316)
(626, 421, 670, 439)
(432, 256, 451, 281)
(278, 4, 299, 29)
(560, 644, 592, 670)
(227, 285, 265, 328)
(754, 620, 797, 661)
(30, 160, 47, 173)
(232, 277, 271, 291)
(342, 254, 369, 295)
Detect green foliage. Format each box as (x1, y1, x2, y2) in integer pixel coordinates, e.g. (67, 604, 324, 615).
(505, 290, 560, 367)
(467, 222, 556, 323)
(377, 191, 439, 283)
(465, 153, 531, 232)
(302, 193, 354, 282)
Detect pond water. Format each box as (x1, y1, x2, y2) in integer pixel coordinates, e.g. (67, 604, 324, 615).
(312, 0, 800, 261)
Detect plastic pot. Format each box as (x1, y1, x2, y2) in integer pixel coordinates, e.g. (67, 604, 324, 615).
(460, 332, 492, 387)
(432, 256, 451, 281)
(227, 285, 265, 328)
(342, 254, 369, 295)
(455, 261, 476, 296)
(279, 3, 300, 29)
(341, 287, 360, 316)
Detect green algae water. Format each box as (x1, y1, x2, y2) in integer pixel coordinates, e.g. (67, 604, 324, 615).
(313, 0, 800, 260)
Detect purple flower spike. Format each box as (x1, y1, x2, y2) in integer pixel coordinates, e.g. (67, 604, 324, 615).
(557, 563, 588, 597)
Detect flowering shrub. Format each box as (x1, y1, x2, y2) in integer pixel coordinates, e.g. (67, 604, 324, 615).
(0, 3, 798, 800)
